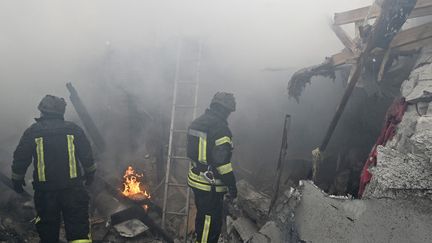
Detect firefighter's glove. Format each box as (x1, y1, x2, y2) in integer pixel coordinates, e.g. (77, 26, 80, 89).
(12, 179, 25, 194)
(227, 185, 237, 200)
(84, 172, 95, 186)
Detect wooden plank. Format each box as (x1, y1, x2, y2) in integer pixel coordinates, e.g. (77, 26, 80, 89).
(330, 48, 356, 66)
(395, 37, 432, 52)
(334, 0, 432, 25)
(390, 22, 432, 48)
(331, 24, 358, 53)
(328, 22, 432, 66)
(355, 21, 362, 38)
(319, 0, 416, 153)
(334, 4, 380, 26)
(409, 4, 432, 18)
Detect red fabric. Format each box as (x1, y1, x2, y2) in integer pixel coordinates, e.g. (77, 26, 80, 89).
(358, 98, 407, 198)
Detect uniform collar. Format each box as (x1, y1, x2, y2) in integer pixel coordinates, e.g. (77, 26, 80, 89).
(35, 114, 64, 122)
(206, 108, 228, 125)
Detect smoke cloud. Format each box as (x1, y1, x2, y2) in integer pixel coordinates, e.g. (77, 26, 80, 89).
(0, 0, 373, 182)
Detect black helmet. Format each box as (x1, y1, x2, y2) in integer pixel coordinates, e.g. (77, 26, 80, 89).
(211, 92, 236, 112)
(38, 95, 67, 115)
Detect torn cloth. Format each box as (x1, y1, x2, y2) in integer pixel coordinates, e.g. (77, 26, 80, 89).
(358, 98, 407, 198)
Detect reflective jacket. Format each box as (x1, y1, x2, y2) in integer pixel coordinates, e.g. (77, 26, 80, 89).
(12, 116, 96, 191)
(187, 109, 236, 193)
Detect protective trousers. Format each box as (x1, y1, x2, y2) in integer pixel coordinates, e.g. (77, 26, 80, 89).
(193, 188, 224, 243)
(34, 186, 91, 243)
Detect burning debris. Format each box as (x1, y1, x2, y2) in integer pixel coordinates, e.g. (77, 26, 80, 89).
(122, 166, 151, 202)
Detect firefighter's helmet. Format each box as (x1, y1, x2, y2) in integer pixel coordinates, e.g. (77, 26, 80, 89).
(211, 92, 236, 112)
(38, 95, 67, 115)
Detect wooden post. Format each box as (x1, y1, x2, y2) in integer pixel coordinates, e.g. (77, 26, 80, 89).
(268, 114, 291, 214)
(66, 82, 106, 154)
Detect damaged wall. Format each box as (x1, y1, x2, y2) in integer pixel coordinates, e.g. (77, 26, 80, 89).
(364, 44, 432, 201)
(294, 45, 432, 243)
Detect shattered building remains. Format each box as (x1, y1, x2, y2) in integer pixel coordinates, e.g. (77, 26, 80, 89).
(223, 0, 432, 242)
(1, 0, 432, 242)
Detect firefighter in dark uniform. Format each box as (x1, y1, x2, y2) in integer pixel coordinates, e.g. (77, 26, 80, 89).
(11, 95, 96, 243)
(187, 92, 237, 243)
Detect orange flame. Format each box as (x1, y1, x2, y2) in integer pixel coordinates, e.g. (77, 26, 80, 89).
(121, 166, 151, 200)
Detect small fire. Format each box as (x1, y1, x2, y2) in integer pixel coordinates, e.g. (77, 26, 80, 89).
(121, 166, 151, 200)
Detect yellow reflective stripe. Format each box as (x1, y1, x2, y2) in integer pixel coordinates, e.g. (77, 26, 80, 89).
(201, 215, 211, 243)
(32, 216, 41, 225)
(12, 172, 25, 180)
(187, 176, 228, 193)
(188, 129, 207, 139)
(67, 135, 78, 178)
(188, 177, 211, 191)
(84, 164, 97, 173)
(69, 240, 92, 243)
(215, 136, 232, 146)
(35, 137, 46, 182)
(215, 186, 228, 193)
(216, 163, 233, 175)
(188, 170, 224, 185)
(198, 137, 207, 163)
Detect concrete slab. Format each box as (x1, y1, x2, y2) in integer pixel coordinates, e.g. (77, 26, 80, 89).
(295, 181, 432, 243)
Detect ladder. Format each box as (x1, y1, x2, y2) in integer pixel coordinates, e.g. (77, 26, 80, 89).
(162, 39, 202, 241)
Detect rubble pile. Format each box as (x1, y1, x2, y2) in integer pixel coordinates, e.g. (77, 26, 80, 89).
(226, 180, 302, 243)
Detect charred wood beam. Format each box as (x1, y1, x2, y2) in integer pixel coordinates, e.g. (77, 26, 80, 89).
(66, 83, 106, 154)
(318, 0, 418, 152)
(334, 0, 432, 25)
(367, 0, 418, 52)
(288, 1, 428, 99)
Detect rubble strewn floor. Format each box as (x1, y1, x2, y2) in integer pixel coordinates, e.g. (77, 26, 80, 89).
(295, 181, 432, 243)
(227, 179, 301, 243)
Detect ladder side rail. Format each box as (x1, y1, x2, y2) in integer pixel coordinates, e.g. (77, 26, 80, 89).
(162, 40, 183, 228)
(183, 41, 203, 241)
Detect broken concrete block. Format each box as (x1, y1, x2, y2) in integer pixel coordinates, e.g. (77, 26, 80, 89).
(258, 221, 283, 243)
(364, 146, 432, 200)
(226, 216, 235, 235)
(249, 233, 270, 243)
(341, 200, 366, 220)
(113, 219, 149, 238)
(232, 217, 259, 242)
(237, 180, 271, 226)
(410, 116, 432, 159)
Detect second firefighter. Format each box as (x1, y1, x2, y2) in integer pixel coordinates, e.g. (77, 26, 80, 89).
(187, 92, 238, 243)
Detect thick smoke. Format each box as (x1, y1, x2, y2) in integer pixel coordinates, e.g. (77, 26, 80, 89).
(0, 0, 373, 183)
